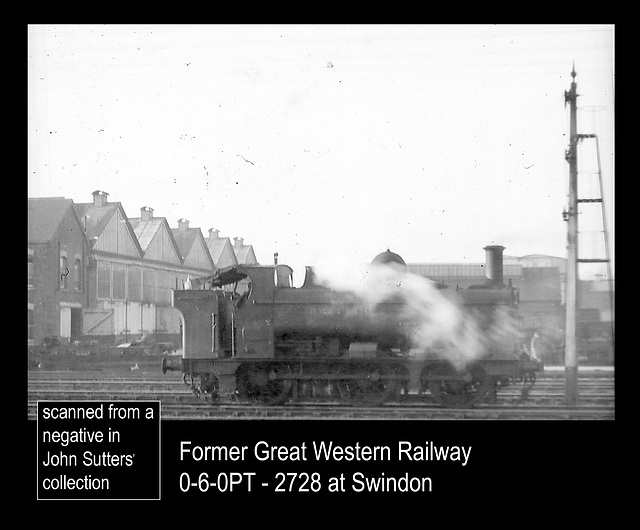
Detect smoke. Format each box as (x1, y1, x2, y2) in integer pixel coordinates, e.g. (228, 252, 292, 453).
(313, 259, 523, 369)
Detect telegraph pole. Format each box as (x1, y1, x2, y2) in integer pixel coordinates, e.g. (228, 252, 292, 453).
(564, 65, 579, 405)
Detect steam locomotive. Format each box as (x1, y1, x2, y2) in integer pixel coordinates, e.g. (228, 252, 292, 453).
(162, 246, 542, 408)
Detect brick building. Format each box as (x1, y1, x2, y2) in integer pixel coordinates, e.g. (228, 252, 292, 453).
(28, 190, 258, 347)
(28, 197, 90, 345)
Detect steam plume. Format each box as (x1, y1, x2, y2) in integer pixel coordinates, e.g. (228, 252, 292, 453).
(313, 259, 522, 369)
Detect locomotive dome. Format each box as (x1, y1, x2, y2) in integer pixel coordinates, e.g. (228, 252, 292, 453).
(371, 249, 407, 269)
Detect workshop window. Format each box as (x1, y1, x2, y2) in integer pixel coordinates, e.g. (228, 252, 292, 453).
(128, 266, 142, 302)
(113, 263, 126, 300)
(143, 269, 157, 303)
(97, 262, 111, 299)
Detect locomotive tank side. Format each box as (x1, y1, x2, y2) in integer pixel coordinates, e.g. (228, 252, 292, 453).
(233, 265, 410, 357)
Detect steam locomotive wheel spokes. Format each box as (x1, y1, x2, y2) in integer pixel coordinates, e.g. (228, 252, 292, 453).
(337, 364, 396, 407)
(238, 363, 293, 406)
(426, 363, 491, 408)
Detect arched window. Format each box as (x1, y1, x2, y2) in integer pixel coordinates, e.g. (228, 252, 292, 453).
(59, 255, 67, 289)
(74, 258, 82, 291)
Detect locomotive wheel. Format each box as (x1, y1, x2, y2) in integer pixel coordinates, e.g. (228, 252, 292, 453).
(237, 363, 293, 406)
(337, 363, 397, 407)
(425, 363, 491, 408)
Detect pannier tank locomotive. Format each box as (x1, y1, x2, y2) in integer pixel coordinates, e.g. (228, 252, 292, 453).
(162, 245, 542, 408)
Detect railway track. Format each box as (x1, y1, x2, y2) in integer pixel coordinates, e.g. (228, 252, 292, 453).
(158, 403, 614, 420)
(27, 369, 614, 420)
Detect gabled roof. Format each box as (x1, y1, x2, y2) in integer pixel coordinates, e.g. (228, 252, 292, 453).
(28, 197, 81, 243)
(129, 218, 164, 251)
(129, 214, 183, 264)
(172, 227, 199, 258)
(206, 233, 238, 268)
(73, 200, 143, 257)
(73, 202, 115, 242)
(172, 225, 216, 271)
(232, 237, 259, 265)
(235, 244, 258, 265)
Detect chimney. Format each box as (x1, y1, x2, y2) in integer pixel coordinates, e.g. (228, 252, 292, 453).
(208, 228, 219, 239)
(483, 245, 505, 287)
(234, 237, 244, 249)
(178, 218, 189, 231)
(92, 190, 109, 207)
(140, 206, 154, 221)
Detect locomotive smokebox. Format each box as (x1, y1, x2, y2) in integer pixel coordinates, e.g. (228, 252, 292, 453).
(483, 245, 505, 287)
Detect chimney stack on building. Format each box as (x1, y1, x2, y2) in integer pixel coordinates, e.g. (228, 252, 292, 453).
(140, 206, 154, 221)
(92, 190, 109, 207)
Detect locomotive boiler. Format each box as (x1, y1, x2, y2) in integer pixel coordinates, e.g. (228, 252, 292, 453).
(162, 246, 542, 408)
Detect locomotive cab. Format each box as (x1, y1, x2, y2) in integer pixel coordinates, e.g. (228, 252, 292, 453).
(173, 289, 236, 360)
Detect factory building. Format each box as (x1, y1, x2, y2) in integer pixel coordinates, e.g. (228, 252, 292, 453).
(28, 191, 258, 347)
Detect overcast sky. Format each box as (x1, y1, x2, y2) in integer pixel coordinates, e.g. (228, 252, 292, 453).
(28, 24, 614, 280)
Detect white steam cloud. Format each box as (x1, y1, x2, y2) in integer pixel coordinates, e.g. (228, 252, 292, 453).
(313, 259, 523, 370)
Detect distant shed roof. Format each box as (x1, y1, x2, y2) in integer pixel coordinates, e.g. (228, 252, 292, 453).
(407, 263, 523, 278)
